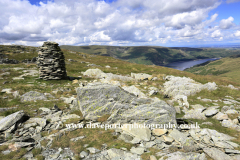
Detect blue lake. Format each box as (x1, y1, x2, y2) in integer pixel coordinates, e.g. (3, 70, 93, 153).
(163, 58, 220, 71)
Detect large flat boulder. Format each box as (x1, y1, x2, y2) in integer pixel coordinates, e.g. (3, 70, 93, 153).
(76, 82, 176, 125)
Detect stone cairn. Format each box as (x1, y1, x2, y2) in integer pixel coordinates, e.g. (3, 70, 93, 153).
(37, 42, 67, 80)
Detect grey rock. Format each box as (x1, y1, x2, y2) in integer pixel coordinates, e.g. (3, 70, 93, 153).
(225, 109, 239, 115)
(1, 88, 12, 94)
(163, 135, 174, 144)
(12, 91, 20, 98)
(21, 91, 47, 102)
(225, 149, 240, 154)
(122, 123, 151, 141)
(23, 151, 34, 159)
(201, 98, 212, 102)
(159, 151, 206, 160)
(76, 83, 176, 125)
(27, 118, 47, 128)
(150, 155, 157, 160)
(221, 106, 234, 113)
(182, 138, 199, 152)
(222, 119, 234, 128)
(183, 108, 206, 120)
(118, 133, 134, 143)
(232, 155, 240, 160)
(131, 73, 152, 80)
(122, 85, 146, 98)
(213, 112, 229, 121)
(70, 136, 85, 142)
(145, 141, 156, 148)
(130, 137, 142, 144)
(203, 108, 219, 117)
(2, 150, 11, 155)
(107, 148, 141, 159)
(203, 147, 232, 160)
(130, 147, 145, 155)
(163, 75, 217, 98)
(61, 114, 81, 120)
(0, 110, 25, 132)
(80, 151, 89, 158)
(168, 129, 188, 145)
(214, 141, 234, 149)
(87, 147, 101, 154)
(152, 128, 168, 136)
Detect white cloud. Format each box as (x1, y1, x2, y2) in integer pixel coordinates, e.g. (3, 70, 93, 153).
(219, 17, 234, 29)
(0, 0, 238, 46)
(235, 30, 240, 37)
(211, 30, 222, 38)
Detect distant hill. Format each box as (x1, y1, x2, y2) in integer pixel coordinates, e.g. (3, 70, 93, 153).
(185, 56, 240, 83)
(60, 45, 240, 65)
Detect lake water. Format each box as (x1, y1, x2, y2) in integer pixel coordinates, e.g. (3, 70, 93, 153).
(163, 58, 220, 71)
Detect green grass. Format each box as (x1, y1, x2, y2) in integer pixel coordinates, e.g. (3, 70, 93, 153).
(186, 57, 240, 83)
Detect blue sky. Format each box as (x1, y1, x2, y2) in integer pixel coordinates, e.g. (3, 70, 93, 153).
(1, 0, 240, 47)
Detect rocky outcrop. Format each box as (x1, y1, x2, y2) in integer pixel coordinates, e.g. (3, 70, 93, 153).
(82, 68, 134, 82)
(75, 82, 177, 125)
(163, 75, 217, 98)
(37, 42, 67, 80)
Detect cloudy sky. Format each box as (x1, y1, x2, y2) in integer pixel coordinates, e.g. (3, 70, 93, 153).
(0, 0, 240, 47)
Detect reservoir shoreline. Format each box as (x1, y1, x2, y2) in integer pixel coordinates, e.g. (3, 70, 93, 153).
(162, 58, 220, 71)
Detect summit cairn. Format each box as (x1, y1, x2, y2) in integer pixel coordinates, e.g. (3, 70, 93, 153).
(37, 42, 67, 80)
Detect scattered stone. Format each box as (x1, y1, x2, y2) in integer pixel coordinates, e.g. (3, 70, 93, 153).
(168, 129, 188, 145)
(163, 135, 174, 144)
(225, 109, 239, 115)
(130, 147, 145, 155)
(203, 108, 219, 117)
(213, 112, 229, 121)
(152, 129, 168, 136)
(122, 124, 151, 141)
(87, 147, 101, 154)
(80, 151, 89, 158)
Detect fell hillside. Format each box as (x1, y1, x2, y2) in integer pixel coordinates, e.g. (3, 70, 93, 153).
(0, 43, 240, 160)
(185, 55, 240, 83)
(60, 45, 240, 65)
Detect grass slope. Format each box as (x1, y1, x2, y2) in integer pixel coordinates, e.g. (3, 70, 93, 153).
(185, 55, 240, 83)
(1, 45, 240, 159)
(60, 45, 240, 66)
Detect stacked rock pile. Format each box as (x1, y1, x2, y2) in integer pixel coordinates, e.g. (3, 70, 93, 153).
(37, 42, 67, 80)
